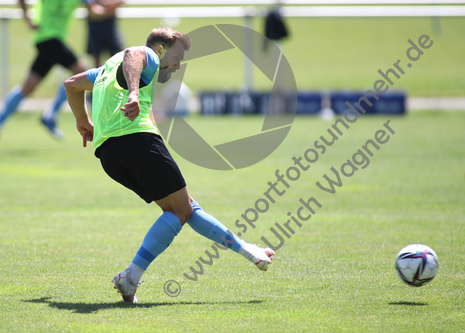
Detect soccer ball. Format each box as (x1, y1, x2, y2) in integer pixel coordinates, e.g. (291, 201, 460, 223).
(395, 244, 439, 287)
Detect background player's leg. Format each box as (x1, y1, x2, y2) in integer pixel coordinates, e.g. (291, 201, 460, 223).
(0, 72, 41, 129)
(0, 86, 24, 130)
(41, 60, 86, 140)
(41, 84, 67, 140)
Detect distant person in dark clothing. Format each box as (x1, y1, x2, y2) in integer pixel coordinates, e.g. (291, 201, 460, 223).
(263, 5, 289, 51)
(87, 0, 124, 67)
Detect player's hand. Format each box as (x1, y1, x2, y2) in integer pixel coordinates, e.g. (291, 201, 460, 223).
(120, 94, 140, 121)
(76, 120, 94, 148)
(26, 17, 39, 30)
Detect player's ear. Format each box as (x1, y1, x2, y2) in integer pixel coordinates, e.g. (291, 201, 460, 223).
(155, 44, 166, 59)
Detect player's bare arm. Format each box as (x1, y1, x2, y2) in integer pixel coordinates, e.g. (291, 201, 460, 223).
(120, 47, 147, 121)
(87, 0, 119, 20)
(18, 0, 38, 29)
(64, 72, 94, 147)
(99, 0, 125, 16)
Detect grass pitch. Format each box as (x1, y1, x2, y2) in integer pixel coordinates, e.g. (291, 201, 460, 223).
(0, 111, 464, 332)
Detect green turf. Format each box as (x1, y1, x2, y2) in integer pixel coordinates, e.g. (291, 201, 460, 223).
(2, 16, 465, 97)
(0, 111, 464, 332)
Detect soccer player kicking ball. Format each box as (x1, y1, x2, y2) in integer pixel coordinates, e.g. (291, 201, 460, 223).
(64, 27, 275, 303)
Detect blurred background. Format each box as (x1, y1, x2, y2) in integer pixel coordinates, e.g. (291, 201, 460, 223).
(1, 0, 464, 116)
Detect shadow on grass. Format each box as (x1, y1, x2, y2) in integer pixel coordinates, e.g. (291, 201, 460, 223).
(389, 301, 428, 306)
(24, 297, 264, 314)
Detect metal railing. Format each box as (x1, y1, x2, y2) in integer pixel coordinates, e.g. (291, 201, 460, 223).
(1, 0, 465, 4)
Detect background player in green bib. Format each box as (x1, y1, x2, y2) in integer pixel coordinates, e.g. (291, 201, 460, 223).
(0, 0, 117, 139)
(64, 27, 276, 303)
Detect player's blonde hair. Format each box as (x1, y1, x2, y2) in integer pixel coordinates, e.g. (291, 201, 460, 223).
(146, 27, 191, 52)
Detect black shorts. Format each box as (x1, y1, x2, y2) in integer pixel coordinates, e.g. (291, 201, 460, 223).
(87, 17, 123, 55)
(95, 133, 187, 203)
(31, 39, 78, 78)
